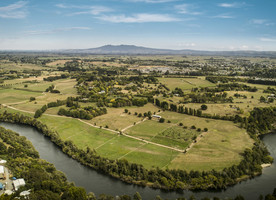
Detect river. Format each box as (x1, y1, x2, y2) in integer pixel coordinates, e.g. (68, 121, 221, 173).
(0, 122, 275, 200)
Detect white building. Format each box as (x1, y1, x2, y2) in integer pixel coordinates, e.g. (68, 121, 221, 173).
(0, 166, 4, 179)
(13, 179, 26, 191)
(152, 115, 161, 119)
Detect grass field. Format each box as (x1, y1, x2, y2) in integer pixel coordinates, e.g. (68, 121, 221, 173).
(158, 77, 216, 91)
(0, 88, 42, 104)
(90, 104, 160, 131)
(161, 111, 254, 171)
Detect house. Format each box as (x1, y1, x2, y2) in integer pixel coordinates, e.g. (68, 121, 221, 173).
(13, 179, 26, 191)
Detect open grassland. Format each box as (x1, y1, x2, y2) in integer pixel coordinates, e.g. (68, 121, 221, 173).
(158, 77, 216, 91)
(10, 92, 72, 113)
(46, 59, 71, 67)
(90, 104, 160, 131)
(0, 88, 41, 104)
(0, 61, 50, 70)
(55, 79, 78, 95)
(123, 143, 180, 169)
(161, 111, 254, 171)
(14, 78, 78, 95)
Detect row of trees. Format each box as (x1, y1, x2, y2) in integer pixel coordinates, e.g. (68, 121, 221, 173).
(155, 99, 240, 122)
(43, 74, 69, 82)
(192, 83, 258, 93)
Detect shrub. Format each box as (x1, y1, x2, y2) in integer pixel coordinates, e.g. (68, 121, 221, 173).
(201, 104, 208, 110)
(30, 97, 36, 102)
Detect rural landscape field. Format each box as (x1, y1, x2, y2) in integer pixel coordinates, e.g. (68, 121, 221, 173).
(0, 0, 276, 199)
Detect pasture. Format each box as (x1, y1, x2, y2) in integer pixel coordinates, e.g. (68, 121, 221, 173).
(158, 77, 216, 91)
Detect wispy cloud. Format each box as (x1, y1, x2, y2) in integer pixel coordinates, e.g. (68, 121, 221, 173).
(25, 27, 91, 35)
(218, 2, 245, 8)
(175, 4, 202, 15)
(212, 13, 235, 19)
(260, 37, 276, 42)
(0, 1, 28, 19)
(251, 19, 274, 26)
(97, 13, 180, 23)
(56, 4, 113, 15)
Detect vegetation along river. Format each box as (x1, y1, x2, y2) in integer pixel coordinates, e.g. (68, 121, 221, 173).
(0, 122, 275, 200)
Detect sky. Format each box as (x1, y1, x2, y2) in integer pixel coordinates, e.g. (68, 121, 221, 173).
(0, 0, 275, 51)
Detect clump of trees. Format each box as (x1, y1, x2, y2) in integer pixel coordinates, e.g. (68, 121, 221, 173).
(58, 107, 107, 120)
(45, 85, 60, 93)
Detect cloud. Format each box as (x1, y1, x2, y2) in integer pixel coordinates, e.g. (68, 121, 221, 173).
(260, 38, 276, 42)
(212, 14, 235, 19)
(178, 42, 196, 48)
(175, 4, 202, 15)
(0, 1, 28, 19)
(251, 19, 274, 26)
(218, 2, 245, 8)
(56, 4, 113, 15)
(25, 27, 91, 35)
(97, 13, 180, 23)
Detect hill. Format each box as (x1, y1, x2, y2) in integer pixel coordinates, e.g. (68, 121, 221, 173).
(60, 44, 276, 57)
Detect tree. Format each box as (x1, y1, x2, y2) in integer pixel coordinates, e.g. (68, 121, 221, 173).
(159, 118, 165, 123)
(133, 192, 142, 200)
(201, 104, 208, 110)
(124, 109, 128, 113)
(34, 109, 43, 118)
(30, 97, 36, 102)
(260, 96, 266, 103)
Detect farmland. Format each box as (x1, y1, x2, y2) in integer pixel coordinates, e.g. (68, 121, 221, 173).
(0, 54, 275, 174)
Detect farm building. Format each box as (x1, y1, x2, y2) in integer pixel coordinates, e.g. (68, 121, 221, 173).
(13, 179, 26, 191)
(152, 115, 161, 119)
